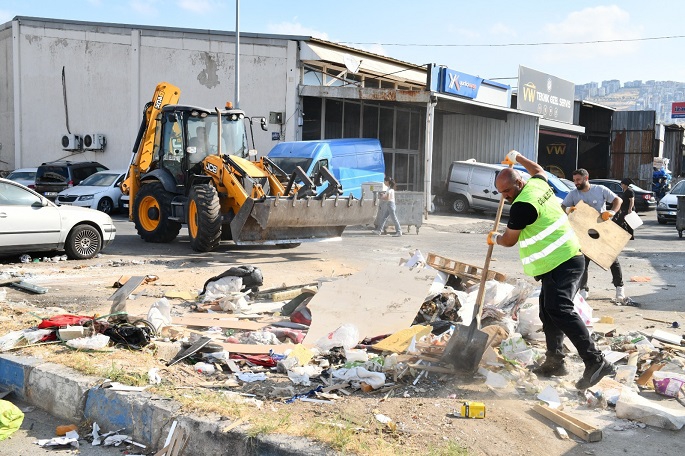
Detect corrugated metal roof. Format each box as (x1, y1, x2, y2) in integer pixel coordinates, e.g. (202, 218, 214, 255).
(612, 111, 656, 130)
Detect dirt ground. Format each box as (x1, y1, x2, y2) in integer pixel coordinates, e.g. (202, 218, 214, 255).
(2, 216, 685, 455)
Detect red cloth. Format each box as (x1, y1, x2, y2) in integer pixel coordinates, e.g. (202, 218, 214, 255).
(37, 314, 92, 329)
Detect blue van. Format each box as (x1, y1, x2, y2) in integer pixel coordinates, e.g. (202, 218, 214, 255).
(267, 138, 385, 199)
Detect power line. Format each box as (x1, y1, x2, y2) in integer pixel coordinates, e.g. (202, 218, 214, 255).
(341, 35, 685, 48)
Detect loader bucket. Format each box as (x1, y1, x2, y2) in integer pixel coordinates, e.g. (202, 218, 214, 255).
(229, 195, 378, 245)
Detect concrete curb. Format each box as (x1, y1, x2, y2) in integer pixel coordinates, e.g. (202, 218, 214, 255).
(0, 354, 337, 455)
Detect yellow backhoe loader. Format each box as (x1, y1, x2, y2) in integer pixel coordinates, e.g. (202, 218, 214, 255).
(121, 82, 378, 252)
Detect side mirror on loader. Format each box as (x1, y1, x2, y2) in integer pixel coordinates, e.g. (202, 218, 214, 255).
(260, 117, 268, 131)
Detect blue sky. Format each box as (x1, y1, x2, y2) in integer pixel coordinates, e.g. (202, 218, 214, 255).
(2, 1, 685, 87)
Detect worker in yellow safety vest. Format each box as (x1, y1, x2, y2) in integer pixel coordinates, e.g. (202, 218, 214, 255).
(486, 150, 616, 390)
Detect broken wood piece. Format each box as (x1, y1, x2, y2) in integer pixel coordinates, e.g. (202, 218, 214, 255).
(222, 417, 246, 433)
(217, 342, 291, 355)
(533, 403, 602, 442)
(426, 252, 506, 283)
(643, 316, 675, 325)
(155, 420, 188, 456)
(636, 362, 667, 387)
(171, 316, 267, 331)
(567, 202, 631, 271)
(372, 325, 432, 353)
(651, 329, 684, 346)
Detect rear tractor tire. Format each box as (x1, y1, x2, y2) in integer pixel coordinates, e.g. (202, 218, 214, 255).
(133, 182, 181, 243)
(188, 184, 222, 252)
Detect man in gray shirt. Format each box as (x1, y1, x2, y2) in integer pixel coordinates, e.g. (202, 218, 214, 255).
(562, 168, 631, 305)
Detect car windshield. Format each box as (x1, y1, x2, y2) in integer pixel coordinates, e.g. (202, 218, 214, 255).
(268, 157, 313, 176)
(670, 180, 685, 195)
(7, 171, 36, 180)
(79, 173, 120, 187)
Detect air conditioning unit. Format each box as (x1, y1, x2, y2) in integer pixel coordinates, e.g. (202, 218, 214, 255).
(83, 133, 106, 150)
(61, 134, 82, 151)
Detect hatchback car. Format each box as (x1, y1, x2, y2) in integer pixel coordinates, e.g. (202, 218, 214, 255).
(56, 169, 126, 214)
(588, 179, 656, 212)
(34, 161, 108, 200)
(0, 178, 116, 259)
(657, 179, 685, 224)
(5, 167, 38, 189)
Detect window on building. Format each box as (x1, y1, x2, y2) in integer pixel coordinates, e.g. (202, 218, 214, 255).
(326, 68, 345, 87)
(396, 110, 410, 150)
(303, 65, 324, 86)
(378, 107, 394, 148)
(410, 111, 422, 150)
(364, 78, 380, 88)
(394, 153, 409, 190)
(380, 80, 396, 89)
(343, 102, 361, 137)
(363, 105, 379, 137)
(324, 99, 343, 139)
(302, 97, 322, 140)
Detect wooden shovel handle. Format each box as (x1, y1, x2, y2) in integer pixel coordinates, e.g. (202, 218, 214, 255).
(473, 163, 512, 328)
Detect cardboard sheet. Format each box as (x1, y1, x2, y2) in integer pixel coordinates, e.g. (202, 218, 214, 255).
(302, 266, 436, 345)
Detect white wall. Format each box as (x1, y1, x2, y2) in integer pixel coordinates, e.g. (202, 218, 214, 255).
(0, 25, 14, 171)
(12, 19, 293, 169)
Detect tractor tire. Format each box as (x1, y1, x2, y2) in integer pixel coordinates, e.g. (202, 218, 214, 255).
(188, 184, 222, 252)
(133, 182, 181, 243)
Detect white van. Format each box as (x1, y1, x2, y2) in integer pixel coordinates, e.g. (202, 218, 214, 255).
(444, 159, 569, 214)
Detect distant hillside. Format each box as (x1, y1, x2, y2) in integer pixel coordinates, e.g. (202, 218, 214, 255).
(577, 81, 685, 124)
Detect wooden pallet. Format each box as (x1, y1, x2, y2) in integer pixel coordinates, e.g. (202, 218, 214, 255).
(426, 253, 506, 285)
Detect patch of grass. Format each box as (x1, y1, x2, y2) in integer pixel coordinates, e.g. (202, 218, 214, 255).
(247, 413, 291, 438)
(101, 362, 148, 386)
(425, 441, 469, 456)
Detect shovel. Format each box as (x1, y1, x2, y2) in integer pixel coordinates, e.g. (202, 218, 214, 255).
(442, 164, 512, 373)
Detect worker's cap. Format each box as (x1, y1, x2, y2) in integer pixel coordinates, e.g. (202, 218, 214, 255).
(621, 178, 633, 185)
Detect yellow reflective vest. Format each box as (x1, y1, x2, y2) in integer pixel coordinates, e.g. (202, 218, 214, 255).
(515, 178, 581, 276)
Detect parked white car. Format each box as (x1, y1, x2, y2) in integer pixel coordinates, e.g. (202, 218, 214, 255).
(0, 178, 116, 259)
(657, 179, 685, 224)
(5, 167, 38, 189)
(55, 169, 126, 214)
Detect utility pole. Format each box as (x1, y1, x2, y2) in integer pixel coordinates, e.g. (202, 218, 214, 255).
(234, 0, 240, 109)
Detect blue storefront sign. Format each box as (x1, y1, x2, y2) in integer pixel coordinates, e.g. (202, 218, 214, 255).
(439, 68, 482, 99)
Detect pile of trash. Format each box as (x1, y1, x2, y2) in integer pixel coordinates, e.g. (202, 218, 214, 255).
(2, 250, 685, 438)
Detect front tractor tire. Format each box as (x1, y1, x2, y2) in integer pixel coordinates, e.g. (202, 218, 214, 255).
(133, 182, 181, 243)
(188, 184, 222, 252)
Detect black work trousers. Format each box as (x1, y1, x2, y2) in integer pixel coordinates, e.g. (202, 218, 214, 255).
(538, 254, 602, 365)
(579, 255, 623, 291)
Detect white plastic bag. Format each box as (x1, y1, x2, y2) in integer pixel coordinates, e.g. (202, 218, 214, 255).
(202, 276, 242, 302)
(517, 288, 544, 340)
(66, 334, 110, 350)
(147, 298, 171, 332)
(315, 324, 359, 351)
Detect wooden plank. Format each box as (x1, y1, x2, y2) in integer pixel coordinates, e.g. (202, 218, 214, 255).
(426, 253, 506, 282)
(171, 316, 267, 331)
(636, 362, 666, 387)
(533, 404, 602, 442)
(568, 202, 631, 271)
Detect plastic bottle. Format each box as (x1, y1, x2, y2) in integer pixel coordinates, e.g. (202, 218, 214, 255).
(194, 362, 216, 374)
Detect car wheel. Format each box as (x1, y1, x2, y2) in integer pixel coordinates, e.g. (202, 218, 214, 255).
(97, 197, 114, 214)
(65, 224, 102, 259)
(657, 217, 667, 225)
(452, 196, 470, 214)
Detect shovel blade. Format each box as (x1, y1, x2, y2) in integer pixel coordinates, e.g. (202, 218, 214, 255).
(441, 322, 489, 374)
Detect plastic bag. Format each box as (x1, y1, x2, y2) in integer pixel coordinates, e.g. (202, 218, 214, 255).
(573, 293, 593, 326)
(202, 276, 242, 302)
(315, 324, 359, 351)
(66, 334, 110, 350)
(147, 298, 171, 332)
(517, 289, 544, 340)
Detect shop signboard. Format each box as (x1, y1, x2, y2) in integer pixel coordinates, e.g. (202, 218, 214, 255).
(671, 102, 685, 119)
(518, 66, 574, 124)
